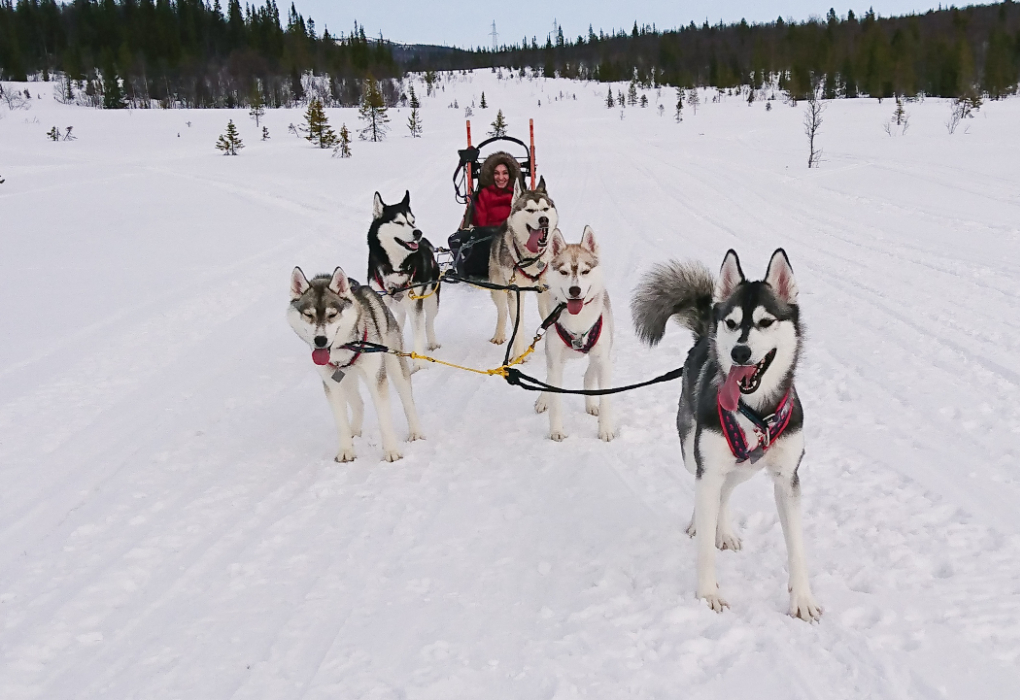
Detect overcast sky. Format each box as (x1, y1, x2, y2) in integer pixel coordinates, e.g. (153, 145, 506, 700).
(292, 1, 943, 47)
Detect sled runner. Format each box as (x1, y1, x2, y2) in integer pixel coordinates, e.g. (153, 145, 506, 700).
(446, 119, 537, 280)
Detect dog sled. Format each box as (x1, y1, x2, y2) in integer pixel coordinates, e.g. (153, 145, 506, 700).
(444, 119, 537, 281)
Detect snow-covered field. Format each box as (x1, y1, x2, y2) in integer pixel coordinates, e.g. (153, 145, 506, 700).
(2, 72, 1020, 698)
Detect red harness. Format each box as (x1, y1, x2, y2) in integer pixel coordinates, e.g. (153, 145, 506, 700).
(717, 388, 795, 463)
(330, 327, 369, 371)
(555, 315, 604, 354)
(510, 239, 547, 282)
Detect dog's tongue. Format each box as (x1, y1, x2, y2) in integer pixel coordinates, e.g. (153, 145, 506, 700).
(566, 299, 584, 315)
(312, 348, 331, 366)
(526, 228, 545, 253)
(719, 365, 757, 411)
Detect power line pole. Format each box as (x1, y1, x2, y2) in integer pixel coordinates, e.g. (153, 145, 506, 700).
(490, 21, 499, 51)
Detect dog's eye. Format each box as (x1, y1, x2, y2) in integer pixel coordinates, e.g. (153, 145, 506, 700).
(325, 308, 338, 319)
(302, 309, 315, 319)
(558, 269, 568, 276)
(580, 269, 590, 276)
(758, 318, 774, 328)
(725, 319, 738, 330)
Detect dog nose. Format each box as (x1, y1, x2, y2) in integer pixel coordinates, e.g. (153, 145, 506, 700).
(413, 229, 422, 240)
(314, 335, 328, 348)
(538, 216, 549, 228)
(569, 286, 581, 298)
(731, 345, 752, 365)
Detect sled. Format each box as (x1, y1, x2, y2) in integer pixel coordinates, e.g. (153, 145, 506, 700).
(445, 119, 537, 281)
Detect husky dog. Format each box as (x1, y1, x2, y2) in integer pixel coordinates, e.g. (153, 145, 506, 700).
(534, 226, 615, 442)
(289, 266, 424, 463)
(631, 249, 821, 621)
(488, 177, 557, 361)
(367, 191, 441, 373)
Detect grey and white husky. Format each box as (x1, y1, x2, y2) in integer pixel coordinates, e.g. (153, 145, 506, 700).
(367, 191, 441, 373)
(534, 226, 615, 442)
(631, 249, 821, 621)
(288, 266, 424, 463)
(488, 177, 558, 361)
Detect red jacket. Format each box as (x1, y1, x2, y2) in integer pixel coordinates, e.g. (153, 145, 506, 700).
(473, 185, 513, 227)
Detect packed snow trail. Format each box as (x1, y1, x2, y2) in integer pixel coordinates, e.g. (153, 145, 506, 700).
(2, 75, 1019, 699)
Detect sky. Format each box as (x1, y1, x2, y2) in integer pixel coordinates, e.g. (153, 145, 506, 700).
(292, 1, 945, 47)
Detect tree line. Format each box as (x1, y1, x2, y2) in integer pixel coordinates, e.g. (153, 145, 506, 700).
(2, 1, 1019, 107)
(0, 0, 397, 107)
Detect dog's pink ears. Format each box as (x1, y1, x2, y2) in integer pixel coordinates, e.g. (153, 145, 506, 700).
(765, 249, 798, 304)
(328, 267, 350, 295)
(714, 249, 745, 303)
(580, 225, 598, 255)
(291, 267, 311, 300)
(550, 228, 567, 257)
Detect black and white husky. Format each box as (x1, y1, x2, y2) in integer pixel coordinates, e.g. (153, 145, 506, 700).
(534, 226, 615, 442)
(289, 266, 424, 463)
(367, 191, 441, 372)
(488, 177, 557, 361)
(631, 249, 822, 621)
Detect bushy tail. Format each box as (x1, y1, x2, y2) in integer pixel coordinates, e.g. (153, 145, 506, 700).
(631, 261, 715, 346)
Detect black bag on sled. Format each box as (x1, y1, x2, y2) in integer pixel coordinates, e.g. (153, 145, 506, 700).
(448, 226, 498, 281)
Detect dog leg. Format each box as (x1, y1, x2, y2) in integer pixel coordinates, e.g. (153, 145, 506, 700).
(424, 292, 441, 350)
(364, 370, 402, 462)
(409, 300, 428, 372)
(694, 467, 728, 612)
(545, 350, 567, 441)
(772, 467, 822, 622)
(388, 354, 425, 442)
(323, 380, 356, 462)
(346, 383, 364, 438)
(583, 363, 599, 416)
(593, 356, 614, 441)
(490, 290, 508, 344)
(537, 289, 552, 321)
(716, 470, 754, 550)
(507, 291, 529, 362)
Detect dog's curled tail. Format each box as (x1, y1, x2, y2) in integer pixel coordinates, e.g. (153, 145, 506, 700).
(631, 261, 715, 346)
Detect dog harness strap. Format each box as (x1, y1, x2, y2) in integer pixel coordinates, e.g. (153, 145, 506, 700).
(510, 239, 546, 281)
(717, 388, 795, 463)
(372, 268, 408, 296)
(331, 327, 370, 370)
(555, 315, 603, 354)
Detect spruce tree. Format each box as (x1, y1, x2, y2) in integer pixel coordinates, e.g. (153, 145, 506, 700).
(479, 91, 488, 108)
(605, 91, 614, 109)
(640, 94, 648, 108)
(46, 126, 62, 141)
(262, 126, 270, 140)
(101, 66, 126, 109)
(407, 85, 422, 138)
(687, 88, 700, 115)
(627, 82, 638, 106)
(358, 77, 390, 142)
(488, 109, 508, 137)
(216, 120, 244, 155)
(304, 98, 338, 148)
(249, 87, 265, 127)
(674, 87, 684, 122)
(333, 124, 352, 158)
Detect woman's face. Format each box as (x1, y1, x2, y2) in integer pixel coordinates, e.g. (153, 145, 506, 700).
(494, 164, 510, 189)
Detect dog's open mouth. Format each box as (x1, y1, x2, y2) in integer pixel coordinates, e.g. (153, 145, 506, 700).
(718, 349, 776, 411)
(525, 225, 549, 254)
(566, 297, 585, 315)
(399, 239, 420, 252)
(312, 348, 331, 366)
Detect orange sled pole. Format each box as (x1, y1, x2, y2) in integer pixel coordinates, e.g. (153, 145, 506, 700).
(465, 120, 473, 195)
(529, 119, 536, 189)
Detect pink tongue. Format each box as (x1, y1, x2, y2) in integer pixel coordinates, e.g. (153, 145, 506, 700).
(312, 348, 331, 366)
(719, 365, 757, 411)
(567, 299, 584, 315)
(526, 229, 545, 253)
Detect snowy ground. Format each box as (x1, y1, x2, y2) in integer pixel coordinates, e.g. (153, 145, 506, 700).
(2, 72, 1020, 699)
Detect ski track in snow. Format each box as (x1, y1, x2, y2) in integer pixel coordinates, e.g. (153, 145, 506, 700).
(2, 75, 1019, 698)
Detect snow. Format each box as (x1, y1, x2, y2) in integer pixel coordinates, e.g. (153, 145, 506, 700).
(2, 73, 1020, 698)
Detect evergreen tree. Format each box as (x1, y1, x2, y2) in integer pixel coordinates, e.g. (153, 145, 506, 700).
(488, 108, 508, 137)
(216, 120, 244, 155)
(358, 77, 390, 142)
(616, 89, 625, 107)
(627, 81, 638, 105)
(262, 126, 270, 140)
(605, 90, 614, 109)
(687, 88, 700, 115)
(249, 87, 265, 127)
(304, 98, 338, 148)
(479, 91, 488, 108)
(101, 66, 126, 109)
(674, 87, 684, 122)
(333, 124, 353, 157)
(46, 126, 62, 141)
(640, 94, 648, 108)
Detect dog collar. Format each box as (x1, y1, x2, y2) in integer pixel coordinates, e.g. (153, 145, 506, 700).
(510, 238, 547, 279)
(372, 268, 408, 298)
(555, 315, 603, 354)
(717, 388, 795, 463)
(328, 327, 369, 381)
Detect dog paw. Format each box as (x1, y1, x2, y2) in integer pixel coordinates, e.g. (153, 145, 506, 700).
(427, 342, 441, 351)
(382, 448, 403, 462)
(549, 430, 568, 442)
(335, 448, 357, 463)
(716, 531, 743, 551)
(411, 362, 425, 374)
(685, 522, 697, 538)
(598, 427, 616, 442)
(534, 396, 548, 413)
(490, 335, 506, 345)
(586, 402, 600, 416)
(407, 430, 425, 442)
(789, 591, 823, 622)
(697, 590, 730, 613)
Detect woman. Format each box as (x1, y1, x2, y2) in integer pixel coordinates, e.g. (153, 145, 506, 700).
(472, 151, 521, 227)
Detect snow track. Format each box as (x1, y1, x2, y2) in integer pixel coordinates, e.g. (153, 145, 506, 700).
(2, 76, 1019, 698)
